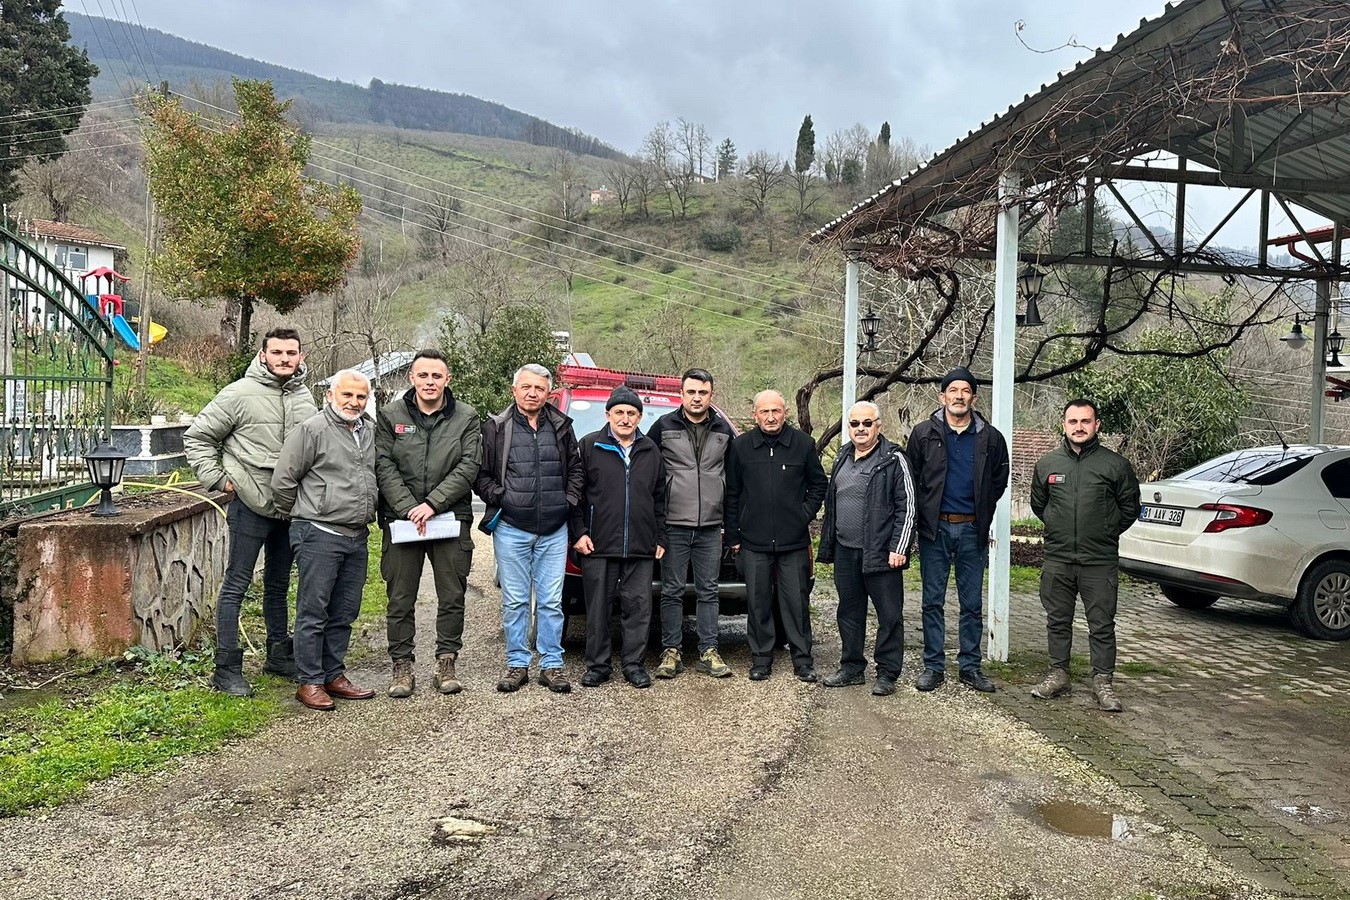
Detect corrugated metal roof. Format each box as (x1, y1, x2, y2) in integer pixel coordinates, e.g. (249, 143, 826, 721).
(812, 0, 1350, 245)
(319, 350, 417, 387)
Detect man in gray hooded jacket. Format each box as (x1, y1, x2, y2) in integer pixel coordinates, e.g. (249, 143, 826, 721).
(184, 327, 316, 697)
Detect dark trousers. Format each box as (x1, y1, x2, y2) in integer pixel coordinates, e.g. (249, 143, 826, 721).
(833, 545, 905, 679)
(215, 499, 293, 652)
(1040, 560, 1119, 676)
(581, 555, 654, 676)
(291, 522, 368, 685)
(918, 520, 986, 673)
(381, 528, 474, 662)
(743, 546, 813, 669)
(658, 525, 723, 652)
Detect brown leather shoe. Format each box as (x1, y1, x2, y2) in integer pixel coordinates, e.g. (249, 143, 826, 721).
(296, 684, 336, 711)
(323, 674, 376, 700)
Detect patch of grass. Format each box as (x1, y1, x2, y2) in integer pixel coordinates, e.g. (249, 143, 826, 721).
(983, 649, 1092, 684)
(1117, 659, 1178, 678)
(0, 649, 282, 816)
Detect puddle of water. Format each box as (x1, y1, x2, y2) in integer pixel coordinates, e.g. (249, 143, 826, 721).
(1037, 800, 1135, 841)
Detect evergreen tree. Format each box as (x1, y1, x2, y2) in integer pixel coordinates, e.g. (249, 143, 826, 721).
(879, 121, 891, 145)
(716, 137, 737, 181)
(0, 1, 98, 206)
(795, 114, 816, 174)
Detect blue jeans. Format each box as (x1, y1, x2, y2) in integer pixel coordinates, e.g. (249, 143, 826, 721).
(216, 499, 293, 652)
(659, 525, 722, 652)
(493, 521, 567, 669)
(918, 520, 986, 673)
(290, 522, 368, 685)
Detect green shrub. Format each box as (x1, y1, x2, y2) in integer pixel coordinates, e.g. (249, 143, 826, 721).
(699, 223, 743, 252)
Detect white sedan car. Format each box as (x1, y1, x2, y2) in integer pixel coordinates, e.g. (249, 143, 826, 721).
(1119, 445, 1350, 641)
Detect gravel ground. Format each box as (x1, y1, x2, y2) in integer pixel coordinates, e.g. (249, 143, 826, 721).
(0, 542, 1270, 900)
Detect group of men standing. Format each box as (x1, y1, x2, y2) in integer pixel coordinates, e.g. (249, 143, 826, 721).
(186, 333, 1142, 714)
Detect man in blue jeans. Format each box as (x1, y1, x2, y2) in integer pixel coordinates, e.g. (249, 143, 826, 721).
(475, 364, 584, 694)
(906, 368, 1009, 694)
(184, 327, 317, 697)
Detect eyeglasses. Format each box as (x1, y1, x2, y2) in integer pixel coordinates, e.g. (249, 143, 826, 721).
(848, 419, 877, 428)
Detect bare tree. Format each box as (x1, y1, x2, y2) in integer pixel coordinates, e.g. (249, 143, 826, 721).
(599, 159, 638, 218)
(737, 151, 786, 215)
(417, 189, 463, 264)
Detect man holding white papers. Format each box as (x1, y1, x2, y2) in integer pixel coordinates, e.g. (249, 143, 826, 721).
(376, 349, 482, 698)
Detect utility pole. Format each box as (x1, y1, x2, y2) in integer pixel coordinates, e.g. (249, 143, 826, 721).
(136, 82, 170, 392)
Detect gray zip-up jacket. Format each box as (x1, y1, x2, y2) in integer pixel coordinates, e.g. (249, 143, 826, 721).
(648, 406, 736, 528)
(184, 356, 317, 518)
(272, 404, 378, 538)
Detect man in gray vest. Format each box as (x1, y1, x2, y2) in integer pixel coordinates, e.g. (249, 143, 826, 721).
(184, 327, 316, 697)
(649, 368, 736, 679)
(475, 364, 583, 695)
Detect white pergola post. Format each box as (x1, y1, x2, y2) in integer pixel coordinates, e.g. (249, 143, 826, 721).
(987, 171, 1019, 662)
(841, 259, 860, 443)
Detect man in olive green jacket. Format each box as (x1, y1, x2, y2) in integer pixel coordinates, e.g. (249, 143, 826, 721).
(375, 350, 482, 698)
(184, 327, 317, 697)
(1030, 399, 1141, 712)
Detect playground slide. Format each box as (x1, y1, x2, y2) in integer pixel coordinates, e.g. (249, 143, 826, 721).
(109, 314, 168, 350)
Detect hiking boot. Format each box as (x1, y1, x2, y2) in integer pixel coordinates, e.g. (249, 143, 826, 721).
(538, 668, 572, 694)
(261, 637, 298, 680)
(496, 666, 529, 693)
(210, 648, 252, 698)
(823, 669, 866, 688)
(1092, 674, 1124, 712)
(654, 648, 684, 679)
(1031, 668, 1071, 700)
(432, 653, 463, 695)
(695, 648, 733, 678)
(387, 659, 415, 699)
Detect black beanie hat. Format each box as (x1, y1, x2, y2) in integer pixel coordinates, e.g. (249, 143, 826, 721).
(940, 367, 977, 393)
(606, 386, 643, 413)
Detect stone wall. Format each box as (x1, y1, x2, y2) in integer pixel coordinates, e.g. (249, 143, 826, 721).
(10, 490, 228, 664)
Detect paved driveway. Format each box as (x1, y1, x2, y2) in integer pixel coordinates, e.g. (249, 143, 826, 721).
(989, 580, 1350, 898)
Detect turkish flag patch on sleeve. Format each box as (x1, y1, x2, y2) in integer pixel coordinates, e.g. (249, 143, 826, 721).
(394, 424, 417, 435)
(1047, 473, 1066, 484)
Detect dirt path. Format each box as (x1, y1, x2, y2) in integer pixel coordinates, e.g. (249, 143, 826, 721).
(1, 544, 1268, 900)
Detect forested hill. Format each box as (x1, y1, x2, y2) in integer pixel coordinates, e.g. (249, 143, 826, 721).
(65, 12, 621, 159)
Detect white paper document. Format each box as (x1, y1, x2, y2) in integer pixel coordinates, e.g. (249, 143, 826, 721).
(389, 513, 462, 543)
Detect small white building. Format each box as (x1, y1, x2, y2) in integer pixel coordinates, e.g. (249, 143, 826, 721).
(14, 219, 125, 327)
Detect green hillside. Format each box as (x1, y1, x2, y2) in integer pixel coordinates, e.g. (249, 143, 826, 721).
(65, 13, 621, 159)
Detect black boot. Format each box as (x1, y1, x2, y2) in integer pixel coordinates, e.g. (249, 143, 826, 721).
(211, 648, 253, 697)
(262, 637, 298, 680)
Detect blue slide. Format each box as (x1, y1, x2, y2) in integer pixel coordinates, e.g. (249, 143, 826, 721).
(110, 313, 141, 351)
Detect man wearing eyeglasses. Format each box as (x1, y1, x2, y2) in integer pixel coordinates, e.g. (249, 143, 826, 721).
(818, 402, 916, 696)
(907, 367, 1009, 694)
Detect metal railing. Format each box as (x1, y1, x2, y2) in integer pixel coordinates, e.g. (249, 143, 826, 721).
(1, 218, 115, 515)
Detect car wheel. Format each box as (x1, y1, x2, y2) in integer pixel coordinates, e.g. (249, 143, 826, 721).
(1291, 559, 1350, 641)
(1160, 585, 1219, 609)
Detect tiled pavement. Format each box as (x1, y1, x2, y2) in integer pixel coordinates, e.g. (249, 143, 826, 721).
(992, 583, 1350, 898)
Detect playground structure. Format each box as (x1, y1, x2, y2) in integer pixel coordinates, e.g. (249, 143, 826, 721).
(81, 266, 167, 352)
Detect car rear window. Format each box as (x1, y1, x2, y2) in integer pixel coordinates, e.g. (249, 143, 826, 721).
(1175, 448, 1318, 485)
(566, 399, 673, 439)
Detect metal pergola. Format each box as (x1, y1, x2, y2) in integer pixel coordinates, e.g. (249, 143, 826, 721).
(811, 0, 1350, 660)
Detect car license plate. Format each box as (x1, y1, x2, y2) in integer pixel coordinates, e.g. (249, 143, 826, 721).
(1139, 504, 1184, 526)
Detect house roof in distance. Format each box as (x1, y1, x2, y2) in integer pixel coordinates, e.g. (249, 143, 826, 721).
(23, 219, 126, 250)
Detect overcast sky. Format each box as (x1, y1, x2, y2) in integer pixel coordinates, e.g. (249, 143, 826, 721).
(107, 0, 1167, 157)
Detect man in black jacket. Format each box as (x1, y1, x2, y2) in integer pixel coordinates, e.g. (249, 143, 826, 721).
(818, 402, 916, 696)
(474, 364, 584, 695)
(725, 389, 828, 682)
(648, 368, 736, 679)
(1030, 399, 1140, 712)
(571, 387, 667, 688)
(907, 368, 1010, 694)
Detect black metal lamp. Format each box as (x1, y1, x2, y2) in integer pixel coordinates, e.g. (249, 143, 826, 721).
(859, 307, 881, 353)
(1329, 329, 1346, 368)
(83, 440, 128, 517)
(1280, 316, 1308, 351)
(1016, 265, 1046, 328)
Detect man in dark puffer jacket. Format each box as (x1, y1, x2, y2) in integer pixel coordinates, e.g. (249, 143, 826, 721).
(475, 364, 583, 695)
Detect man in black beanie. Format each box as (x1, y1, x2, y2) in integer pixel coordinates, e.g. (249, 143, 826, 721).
(571, 386, 667, 688)
(906, 367, 1009, 693)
